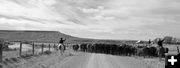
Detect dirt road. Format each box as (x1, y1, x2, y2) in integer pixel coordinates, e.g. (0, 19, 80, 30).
(49, 53, 164, 68)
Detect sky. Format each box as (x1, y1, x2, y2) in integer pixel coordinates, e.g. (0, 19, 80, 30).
(0, 0, 180, 40)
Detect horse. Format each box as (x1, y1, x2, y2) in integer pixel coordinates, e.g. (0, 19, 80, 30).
(57, 43, 66, 55)
(156, 46, 169, 61)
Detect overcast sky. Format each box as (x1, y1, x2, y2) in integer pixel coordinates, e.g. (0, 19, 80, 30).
(0, 0, 180, 40)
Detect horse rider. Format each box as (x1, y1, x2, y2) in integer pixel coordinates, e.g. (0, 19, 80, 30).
(58, 38, 66, 55)
(156, 38, 165, 61)
(158, 38, 165, 47)
(147, 39, 152, 47)
(59, 38, 66, 45)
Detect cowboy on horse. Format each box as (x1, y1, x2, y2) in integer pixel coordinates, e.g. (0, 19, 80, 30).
(58, 38, 66, 55)
(156, 38, 166, 61)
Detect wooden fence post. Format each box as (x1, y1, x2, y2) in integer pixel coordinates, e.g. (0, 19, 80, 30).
(19, 41, 22, 56)
(177, 46, 179, 54)
(49, 44, 50, 51)
(42, 43, 44, 54)
(54, 44, 56, 51)
(32, 43, 35, 55)
(0, 39, 4, 67)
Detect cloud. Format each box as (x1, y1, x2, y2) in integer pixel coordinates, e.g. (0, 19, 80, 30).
(78, 6, 104, 13)
(0, 0, 180, 40)
(0, 0, 66, 21)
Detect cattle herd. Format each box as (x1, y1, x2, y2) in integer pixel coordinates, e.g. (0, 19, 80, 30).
(72, 43, 169, 57)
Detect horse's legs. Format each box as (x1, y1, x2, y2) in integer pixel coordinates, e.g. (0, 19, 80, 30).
(61, 50, 63, 55)
(60, 50, 64, 55)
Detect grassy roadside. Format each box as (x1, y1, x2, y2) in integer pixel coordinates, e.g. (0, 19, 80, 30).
(2, 49, 77, 68)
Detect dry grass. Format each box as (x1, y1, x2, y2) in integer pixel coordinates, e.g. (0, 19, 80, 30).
(2, 49, 76, 68)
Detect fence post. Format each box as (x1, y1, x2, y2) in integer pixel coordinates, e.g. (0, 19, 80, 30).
(177, 46, 179, 54)
(49, 44, 50, 51)
(32, 43, 35, 55)
(54, 44, 56, 51)
(42, 43, 44, 54)
(0, 39, 4, 67)
(19, 41, 22, 56)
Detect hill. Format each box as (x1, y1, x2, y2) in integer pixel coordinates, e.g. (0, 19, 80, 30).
(154, 36, 180, 44)
(0, 30, 83, 43)
(0, 30, 137, 44)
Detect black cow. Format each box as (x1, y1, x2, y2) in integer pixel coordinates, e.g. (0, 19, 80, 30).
(80, 43, 88, 52)
(73, 44, 79, 51)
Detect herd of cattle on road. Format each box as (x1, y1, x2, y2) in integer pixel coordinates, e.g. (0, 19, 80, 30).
(72, 43, 169, 57)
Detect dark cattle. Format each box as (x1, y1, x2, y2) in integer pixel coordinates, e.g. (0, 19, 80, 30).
(87, 44, 93, 52)
(117, 45, 124, 55)
(73, 44, 79, 51)
(136, 46, 158, 57)
(128, 46, 137, 56)
(110, 44, 118, 55)
(80, 43, 88, 52)
(156, 46, 168, 57)
(136, 46, 149, 57)
(104, 44, 110, 54)
(92, 43, 113, 54)
(120, 44, 136, 56)
(148, 47, 157, 57)
(76, 43, 164, 58)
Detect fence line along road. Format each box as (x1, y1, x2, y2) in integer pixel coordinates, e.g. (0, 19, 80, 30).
(0, 39, 4, 68)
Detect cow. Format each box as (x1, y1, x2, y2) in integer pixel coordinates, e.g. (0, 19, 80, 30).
(148, 47, 157, 57)
(73, 44, 79, 51)
(87, 44, 93, 52)
(120, 44, 136, 56)
(80, 43, 88, 52)
(136, 45, 158, 57)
